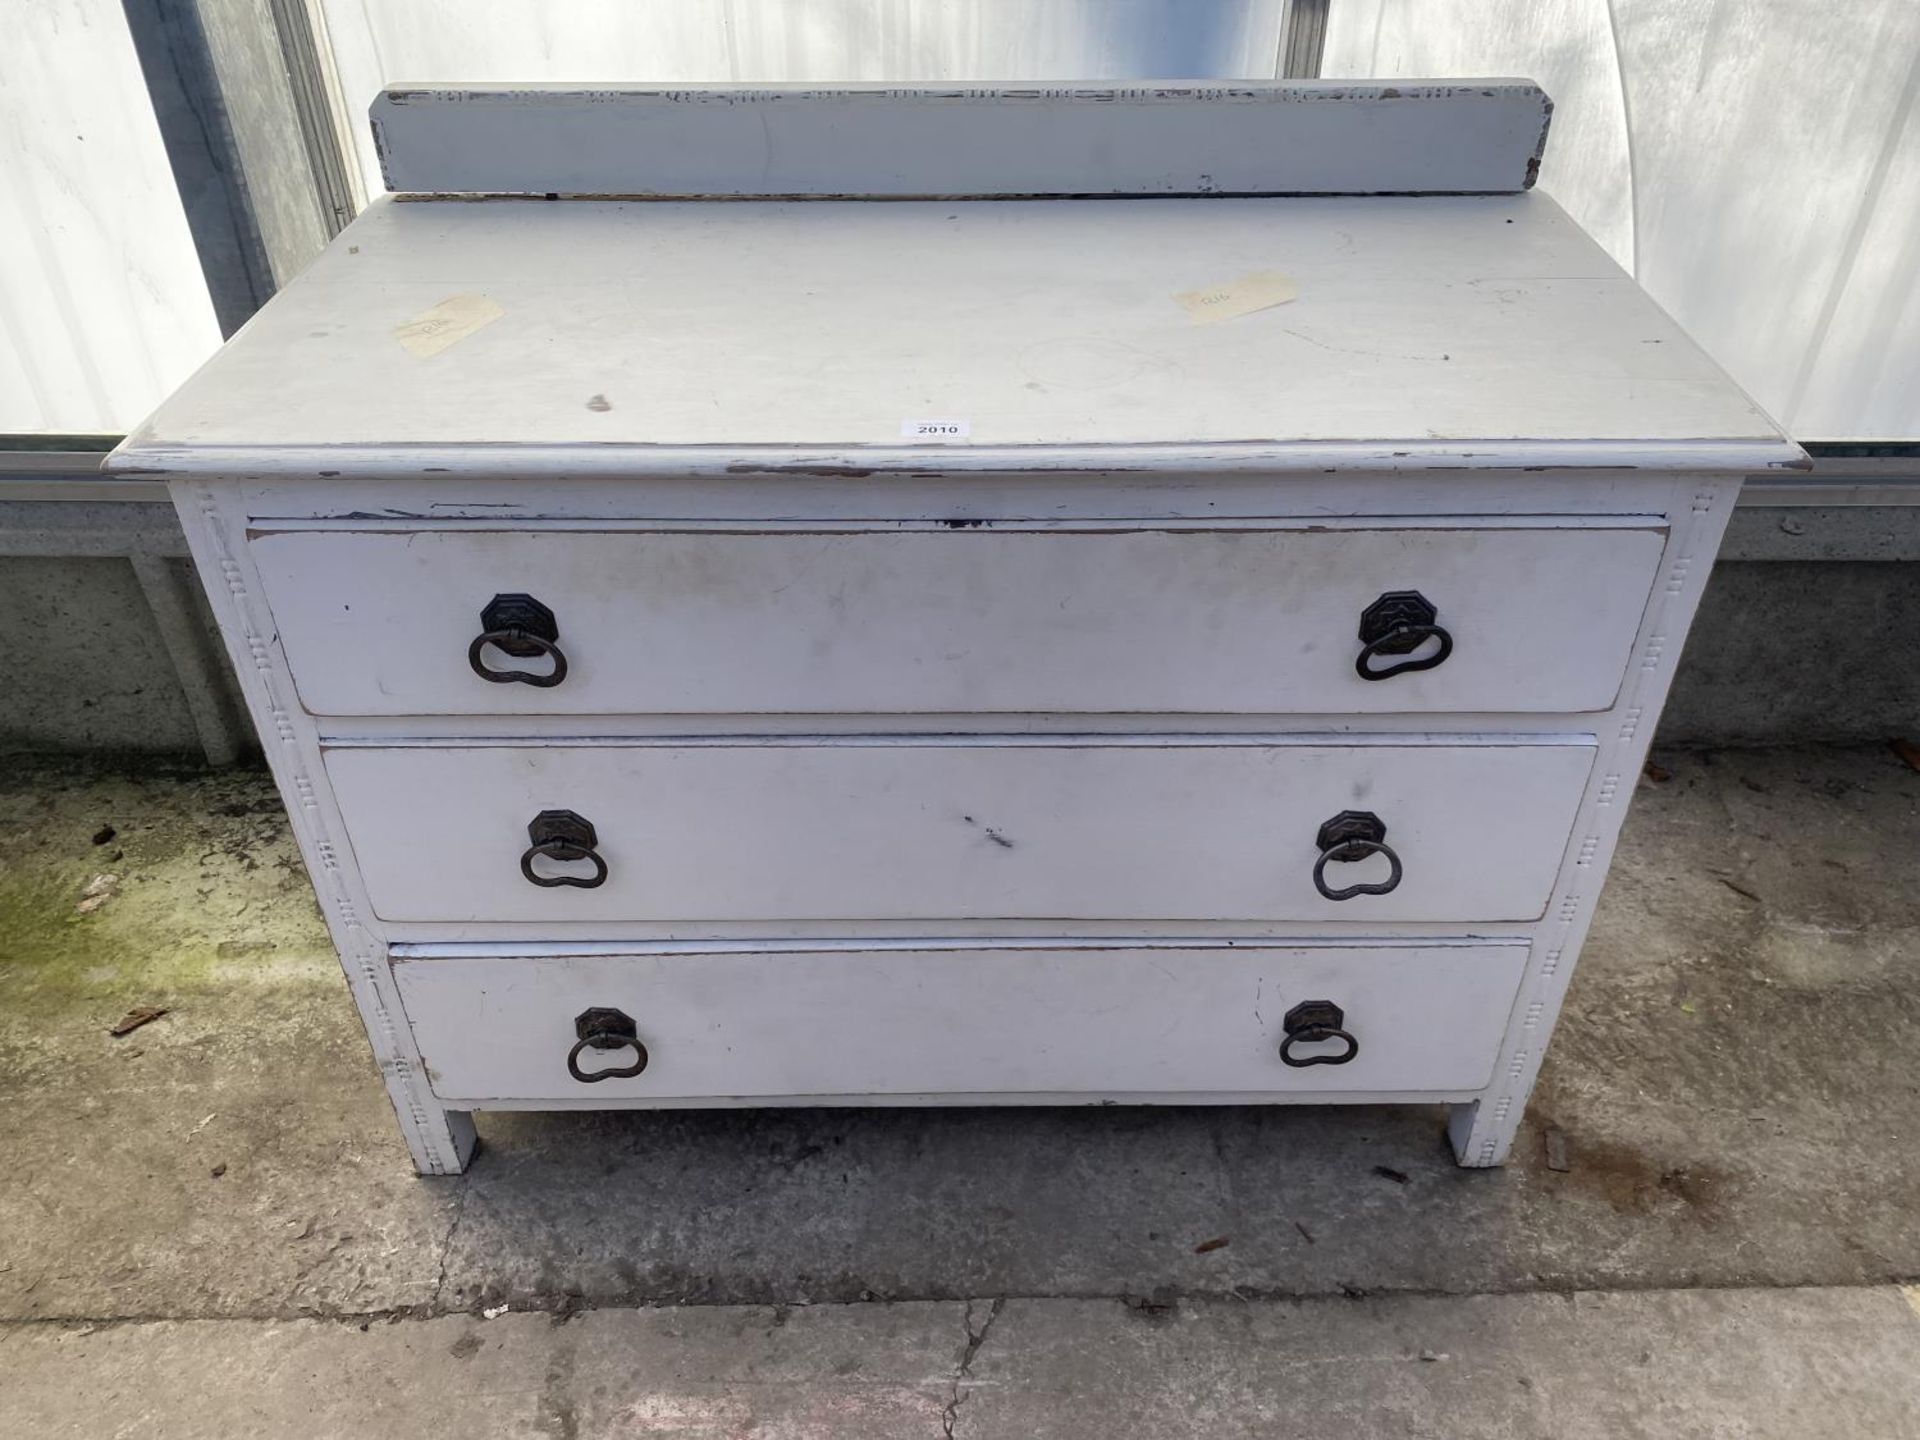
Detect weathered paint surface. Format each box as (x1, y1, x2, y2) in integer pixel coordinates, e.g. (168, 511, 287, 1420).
(368, 81, 1553, 197)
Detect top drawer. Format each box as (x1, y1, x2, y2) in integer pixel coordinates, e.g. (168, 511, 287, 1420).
(251, 518, 1664, 717)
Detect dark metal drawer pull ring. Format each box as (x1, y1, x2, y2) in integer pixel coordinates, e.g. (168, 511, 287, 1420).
(1279, 999, 1359, 1067)
(520, 809, 608, 889)
(468, 592, 568, 687)
(567, 1007, 648, 1082)
(1312, 810, 1403, 901)
(1356, 589, 1453, 681)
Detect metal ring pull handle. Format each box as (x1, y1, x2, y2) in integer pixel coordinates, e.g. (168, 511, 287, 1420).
(1312, 810, 1403, 901)
(522, 838, 608, 888)
(520, 809, 609, 889)
(567, 1007, 649, 1083)
(1357, 625, 1451, 681)
(1279, 1000, 1359, 1068)
(1355, 589, 1453, 681)
(469, 629, 568, 687)
(468, 592, 569, 688)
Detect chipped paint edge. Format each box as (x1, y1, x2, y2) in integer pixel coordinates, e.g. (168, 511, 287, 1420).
(370, 79, 1555, 198)
(107, 439, 1811, 483)
(170, 478, 477, 1175)
(1448, 474, 1741, 1165)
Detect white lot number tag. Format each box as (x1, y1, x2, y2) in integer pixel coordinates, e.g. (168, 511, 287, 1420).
(901, 417, 972, 440)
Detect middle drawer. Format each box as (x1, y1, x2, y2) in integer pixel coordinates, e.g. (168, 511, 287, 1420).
(325, 736, 1593, 924)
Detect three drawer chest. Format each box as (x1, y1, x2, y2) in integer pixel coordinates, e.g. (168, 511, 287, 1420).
(111, 81, 1805, 1173)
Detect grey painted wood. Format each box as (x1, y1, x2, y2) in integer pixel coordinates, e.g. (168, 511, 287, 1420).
(115, 191, 1793, 461)
(324, 737, 1594, 925)
(251, 520, 1663, 717)
(393, 941, 1531, 1103)
(369, 81, 1552, 197)
(171, 478, 477, 1171)
(128, 87, 1794, 1172)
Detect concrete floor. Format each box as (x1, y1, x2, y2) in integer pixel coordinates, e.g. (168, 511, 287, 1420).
(2, 747, 1918, 1435)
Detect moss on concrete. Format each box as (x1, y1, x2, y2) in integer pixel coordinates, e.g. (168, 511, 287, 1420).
(0, 758, 333, 1023)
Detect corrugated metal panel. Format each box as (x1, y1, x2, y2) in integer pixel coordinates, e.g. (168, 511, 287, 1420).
(1323, 0, 1920, 442)
(0, 0, 222, 432)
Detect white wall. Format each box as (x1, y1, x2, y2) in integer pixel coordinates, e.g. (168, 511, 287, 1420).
(1324, 0, 1920, 441)
(316, 0, 1293, 196)
(0, 0, 222, 433)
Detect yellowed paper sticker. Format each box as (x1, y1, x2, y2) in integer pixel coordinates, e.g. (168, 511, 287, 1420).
(393, 294, 505, 359)
(1174, 270, 1298, 325)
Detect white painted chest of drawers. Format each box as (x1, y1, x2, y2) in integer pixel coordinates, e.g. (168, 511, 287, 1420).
(111, 82, 1803, 1174)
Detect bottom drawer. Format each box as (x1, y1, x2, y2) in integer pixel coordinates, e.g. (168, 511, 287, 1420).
(392, 941, 1528, 1104)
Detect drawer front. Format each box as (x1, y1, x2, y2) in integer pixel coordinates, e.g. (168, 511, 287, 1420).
(254, 520, 1664, 715)
(393, 941, 1530, 1103)
(327, 737, 1594, 923)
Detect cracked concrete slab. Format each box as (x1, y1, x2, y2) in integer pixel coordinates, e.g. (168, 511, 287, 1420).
(1, 747, 1917, 1324)
(0, 1302, 964, 1438)
(944, 1296, 1004, 1437)
(5, 1287, 1918, 1438)
(964, 1286, 1920, 1438)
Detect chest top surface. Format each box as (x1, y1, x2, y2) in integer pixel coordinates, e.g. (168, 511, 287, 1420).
(114, 84, 1796, 477)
